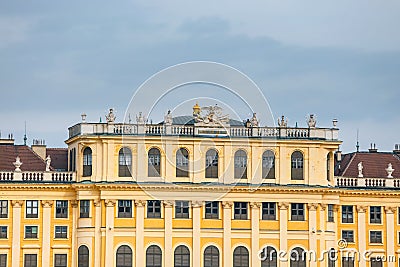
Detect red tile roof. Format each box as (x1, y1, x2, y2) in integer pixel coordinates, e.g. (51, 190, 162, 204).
(0, 144, 50, 171)
(336, 152, 400, 178)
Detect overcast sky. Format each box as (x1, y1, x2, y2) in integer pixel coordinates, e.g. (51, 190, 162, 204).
(0, 1, 399, 153)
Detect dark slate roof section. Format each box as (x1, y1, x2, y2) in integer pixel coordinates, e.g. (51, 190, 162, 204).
(46, 148, 68, 171)
(335, 151, 400, 178)
(160, 115, 245, 126)
(0, 144, 51, 171)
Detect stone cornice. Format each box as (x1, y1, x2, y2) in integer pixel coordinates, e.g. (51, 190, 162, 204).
(11, 200, 24, 207)
(41, 200, 54, 208)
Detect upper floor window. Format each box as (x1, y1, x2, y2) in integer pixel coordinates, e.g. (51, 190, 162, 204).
(148, 148, 161, 177)
(342, 230, 354, 243)
(342, 257, 354, 267)
(233, 246, 249, 267)
(370, 206, 382, 224)
(55, 226, 68, 238)
(176, 148, 189, 177)
(147, 200, 161, 218)
(262, 202, 276, 220)
(0, 254, 6, 267)
(80, 200, 90, 218)
(370, 258, 383, 267)
(175, 201, 189, 219)
(119, 147, 132, 177)
(118, 200, 132, 218)
(25, 226, 38, 239)
(78, 245, 89, 267)
(54, 254, 67, 267)
(234, 150, 247, 179)
(327, 153, 332, 181)
(262, 150, 275, 179)
(370, 231, 382, 244)
(56, 200, 68, 218)
(205, 149, 218, 178)
(291, 151, 304, 180)
(24, 254, 37, 267)
(205, 201, 219, 219)
(83, 147, 92, 177)
(0, 201, 7, 218)
(234, 202, 248, 220)
(26, 200, 38, 218)
(0, 226, 7, 239)
(328, 204, 334, 222)
(291, 203, 305, 221)
(342, 206, 353, 223)
(69, 148, 76, 172)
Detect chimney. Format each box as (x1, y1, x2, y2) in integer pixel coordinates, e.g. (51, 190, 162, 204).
(368, 143, 378, 153)
(394, 144, 400, 154)
(31, 139, 46, 160)
(0, 133, 14, 145)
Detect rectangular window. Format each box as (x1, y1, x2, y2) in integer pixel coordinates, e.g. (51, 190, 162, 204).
(55, 200, 68, 218)
(147, 200, 161, 218)
(0, 226, 7, 239)
(328, 204, 334, 222)
(0, 254, 6, 267)
(55, 226, 68, 239)
(175, 201, 189, 219)
(262, 202, 276, 220)
(118, 200, 132, 218)
(342, 205, 353, 223)
(205, 201, 219, 219)
(0, 201, 7, 218)
(342, 230, 354, 243)
(370, 231, 382, 244)
(370, 206, 382, 224)
(234, 202, 248, 220)
(25, 226, 38, 239)
(54, 254, 67, 267)
(24, 254, 37, 267)
(291, 203, 305, 221)
(370, 258, 383, 267)
(80, 200, 90, 218)
(342, 257, 354, 267)
(26, 200, 38, 218)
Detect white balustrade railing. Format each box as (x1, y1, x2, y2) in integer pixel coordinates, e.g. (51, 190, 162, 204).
(69, 122, 339, 140)
(0, 171, 76, 182)
(335, 177, 400, 188)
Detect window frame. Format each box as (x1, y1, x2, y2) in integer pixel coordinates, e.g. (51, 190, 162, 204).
(116, 245, 132, 267)
(233, 246, 249, 267)
(55, 225, 68, 239)
(176, 148, 189, 178)
(118, 147, 132, 177)
(147, 200, 161, 218)
(205, 149, 219, 178)
(80, 200, 90, 218)
(24, 226, 38, 239)
(328, 204, 334, 222)
(291, 203, 305, 221)
(291, 151, 304, 180)
(55, 200, 69, 219)
(234, 150, 247, 179)
(148, 148, 161, 177)
(205, 201, 219, 219)
(26, 200, 39, 218)
(0, 254, 6, 267)
(118, 200, 132, 218)
(175, 201, 189, 219)
(341, 205, 354, 224)
(262, 202, 276, 220)
(24, 254, 37, 267)
(342, 230, 354, 243)
(370, 206, 382, 224)
(54, 254, 67, 267)
(78, 245, 89, 267)
(0, 226, 7, 239)
(83, 147, 92, 177)
(146, 245, 162, 267)
(0, 201, 8, 218)
(234, 202, 248, 220)
(204, 245, 219, 267)
(262, 150, 275, 179)
(369, 231, 383, 244)
(174, 245, 190, 267)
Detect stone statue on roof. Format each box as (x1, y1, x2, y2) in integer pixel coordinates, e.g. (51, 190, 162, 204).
(386, 163, 394, 178)
(164, 110, 173, 126)
(45, 155, 51, 172)
(250, 113, 259, 127)
(194, 104, 230, 126)
(13, 156, 22, 172)
(105, 108, 116, 123)
(278, 115, 288, 127)
(307, 114, 316, 128)
(358, 162, 363, 177)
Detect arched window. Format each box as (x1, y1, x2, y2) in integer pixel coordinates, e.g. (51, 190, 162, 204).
(204, 245, 219, 267)
(328, 248, 336, 267)
(116, 245, 132, 267)
(326, 153, 331, 181)
(119, 147, 132, 177)
(205, 149, 218, 178)
(233, 246, 249, 267)
(261, 246, 277, 267)
(146, 245, 162, 267)
(78, 245, 89, 267)
(174, 245, 190, 267)
(234, 150, 247, 179)
(290, 247, 306, 267)
(176, 148, 189, 177)
(83, 147, 92, 177)
(291, 151, 304, 180)
(262, 150, 275, 179)
(148, 148, 161, 177)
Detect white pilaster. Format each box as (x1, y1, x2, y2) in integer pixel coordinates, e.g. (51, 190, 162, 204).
(222, 201, 233, 266)
(71, 200, 78, 267)
(319, 204, 327, 266)
(192, 201, 202, 267)
(11, 200, 23, 267)
(164, 201, 173, 267)
(385, 206, 396, 267)
(278, 202, 289, 267)
(308, 203, 318, 267)
(105, 199, 116, 267)
(250, 202, 261, 266)
(357, 205, 367, 266)
(135, 200, 145, 267)
(94, 199, 102, 267)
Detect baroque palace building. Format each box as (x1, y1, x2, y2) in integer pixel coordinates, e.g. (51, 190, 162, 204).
(0, 104, 399, 267)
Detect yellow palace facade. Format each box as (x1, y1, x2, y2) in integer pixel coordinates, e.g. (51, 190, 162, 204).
(0, 105, 400, 267)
